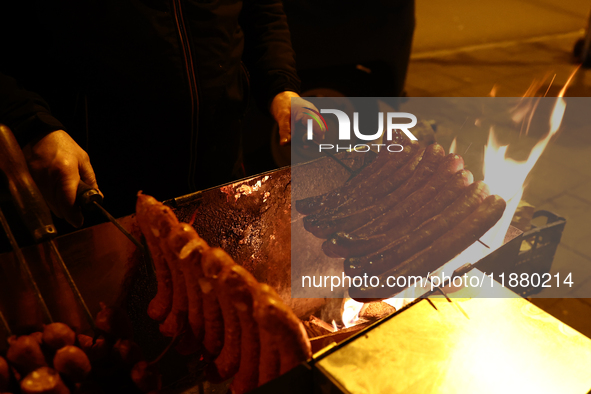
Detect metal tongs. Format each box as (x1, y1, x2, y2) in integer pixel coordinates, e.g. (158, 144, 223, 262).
(0, 124, 95, 330)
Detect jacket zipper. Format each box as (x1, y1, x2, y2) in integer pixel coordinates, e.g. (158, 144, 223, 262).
(171, 0, 200, 191)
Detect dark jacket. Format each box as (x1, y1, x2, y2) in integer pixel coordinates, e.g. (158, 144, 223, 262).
(1, 0, 300, 216)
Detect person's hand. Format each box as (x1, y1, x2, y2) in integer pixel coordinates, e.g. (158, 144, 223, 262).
(23, 130, 101, 228)
(270, 91, 325, 145)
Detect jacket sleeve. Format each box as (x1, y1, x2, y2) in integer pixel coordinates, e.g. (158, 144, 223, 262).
(240, 0, 301, 111)
(0, 71, 64, 147)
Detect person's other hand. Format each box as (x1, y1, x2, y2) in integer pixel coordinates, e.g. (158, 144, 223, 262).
(23, 130, 101, 228)
(270, 91, 325, 145)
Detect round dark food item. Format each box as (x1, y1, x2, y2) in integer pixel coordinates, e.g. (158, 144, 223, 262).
(53, 346, 91, 382)
(42, 323, 76, 350)
(6, 336, 47, 375)
(20, 367, 70, 394)
(131, 361, 161, 393)
(0, 356, 9, 391)
(94, 303, 133, 339)
(110, 339, 143, 369)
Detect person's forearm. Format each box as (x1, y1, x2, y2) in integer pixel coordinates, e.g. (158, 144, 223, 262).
(240, 0, 301, 110)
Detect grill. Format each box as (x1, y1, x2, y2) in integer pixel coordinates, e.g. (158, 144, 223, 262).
(0, 150, 573, 392)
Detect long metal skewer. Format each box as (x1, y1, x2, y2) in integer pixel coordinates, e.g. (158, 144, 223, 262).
(47, 239, 96, 330)
(0, 207, 53, 323)
(0, 309, 12, 337)
(91, 201, 145, 252)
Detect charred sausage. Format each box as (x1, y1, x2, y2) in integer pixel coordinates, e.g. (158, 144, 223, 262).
(350, 195, 506, 301)
(332, 169, 474, 260)
(346, 181, 490, 276)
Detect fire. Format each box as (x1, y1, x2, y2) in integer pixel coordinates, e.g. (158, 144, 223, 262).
(342, 299, 364, 328)
(338, 68, 577, 329)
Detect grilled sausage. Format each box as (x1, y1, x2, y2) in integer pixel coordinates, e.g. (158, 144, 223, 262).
(158, 222, 191, 337)
(347, 181, 490, 277)
(198, 273, 224, 359)
(350, 194, 506, 301)
(136, 193, 174, 322)
(6, 336, 47, 376)
(257, 328, 280, 387)
(323, 154, 464, 257)
(42, 323, 75, 350)
(20, 367, 69, 394)
(224, 265, 260, 394)
(169, 223, 209, 343)
(201, 248, 241, 382)
(307, 144, 445, 239)
(254, 285, 311, 377)
(334, 169, 474, 261)
(295, 148, 394, 215)
(53, 346, 91, 383)
(305, 143, 422, 225)
(355, 153, 464, 238)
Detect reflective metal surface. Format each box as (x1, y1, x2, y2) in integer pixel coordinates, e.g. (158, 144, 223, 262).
(315, 269, 591, 394)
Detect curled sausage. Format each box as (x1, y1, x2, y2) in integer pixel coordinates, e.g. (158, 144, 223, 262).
(224, 265, 260, 394)
(201, 248, 241, 382)
(168, 223, 209, 343)
(136, 193, 175, 322)
(158, 222, 192, 337)
(253, 285, 311, 377)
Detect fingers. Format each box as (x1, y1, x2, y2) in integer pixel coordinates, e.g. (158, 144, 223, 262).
(78, 153, 103, 199)
(278, 115, 292, 146)
(25, 130, 98, 228)
(54, 161, 84, 228)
